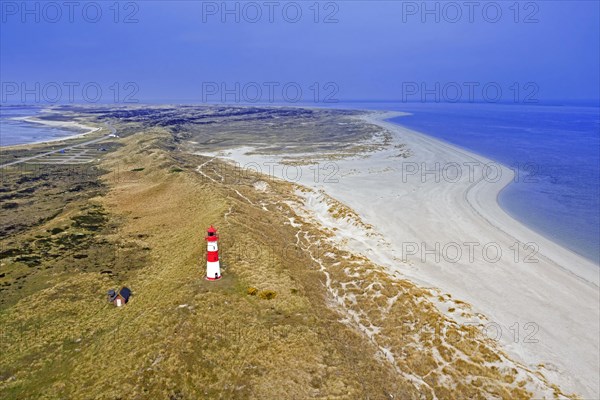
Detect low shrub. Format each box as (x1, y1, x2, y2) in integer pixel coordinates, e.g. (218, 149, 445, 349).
(2, 202, 19, 209)
(247, 287, 258, 296)
(258, 290, 277, 300)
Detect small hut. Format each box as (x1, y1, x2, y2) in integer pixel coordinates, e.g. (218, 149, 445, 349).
(107, 287, 132, 307)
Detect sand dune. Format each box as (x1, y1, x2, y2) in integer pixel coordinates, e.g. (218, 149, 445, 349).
(213, 111, 599, 398)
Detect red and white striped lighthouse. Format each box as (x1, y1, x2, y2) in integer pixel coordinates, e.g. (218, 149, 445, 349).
(205, 225, 221, 280)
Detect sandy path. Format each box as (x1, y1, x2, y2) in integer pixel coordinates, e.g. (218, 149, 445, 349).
(202, 111, 599, 398)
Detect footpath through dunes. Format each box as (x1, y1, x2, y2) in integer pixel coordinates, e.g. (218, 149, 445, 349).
(209, 109, 598, 398)
(0, 112, 574, 399)
(2, 126, 416, 399)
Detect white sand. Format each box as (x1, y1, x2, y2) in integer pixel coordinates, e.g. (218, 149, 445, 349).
(204, 111, 599, 398)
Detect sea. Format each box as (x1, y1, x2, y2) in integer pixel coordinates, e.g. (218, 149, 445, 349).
(0, 106, 80, 147)
(341, 102, 600, 264)
(2, 102, 599, 264)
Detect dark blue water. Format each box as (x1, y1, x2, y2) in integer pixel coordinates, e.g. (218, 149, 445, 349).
(378, 103, 599, 264)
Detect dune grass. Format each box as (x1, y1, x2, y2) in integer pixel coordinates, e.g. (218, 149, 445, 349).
(0, 116, 574, 399)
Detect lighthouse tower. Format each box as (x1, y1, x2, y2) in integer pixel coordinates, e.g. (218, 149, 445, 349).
(205, 225, 221, 280)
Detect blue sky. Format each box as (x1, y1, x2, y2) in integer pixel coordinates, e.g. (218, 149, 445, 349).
(1, 0, 599, 104)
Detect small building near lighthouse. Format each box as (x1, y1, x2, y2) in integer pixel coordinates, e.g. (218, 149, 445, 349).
(107, 287, 132, 307)
(205, 225, 221, 280)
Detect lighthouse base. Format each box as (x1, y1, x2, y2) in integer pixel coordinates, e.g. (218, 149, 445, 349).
(205, 275, 222, 281)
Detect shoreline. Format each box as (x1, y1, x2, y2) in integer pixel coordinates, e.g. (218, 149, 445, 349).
(371, 112, 599, 282)
(205, 109, 599, 398)
(385, 111, 599, 266)
(1, 116, 101, 149)
(3, 113, 560, 398)
(357, 111, 599, 398)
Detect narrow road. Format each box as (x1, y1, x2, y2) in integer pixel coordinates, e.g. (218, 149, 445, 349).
(0, 123, 116, 168)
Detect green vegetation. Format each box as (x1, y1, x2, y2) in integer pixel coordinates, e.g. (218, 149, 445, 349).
(246, 287, 258, 296)
(0, 106, 571, 399)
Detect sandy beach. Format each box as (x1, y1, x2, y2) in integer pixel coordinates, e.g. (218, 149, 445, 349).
(5, 116, 101, 147)
(209, 111, 600, 398)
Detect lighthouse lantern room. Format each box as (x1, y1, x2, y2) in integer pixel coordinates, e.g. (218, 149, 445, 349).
(205, 225, 221, 280)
